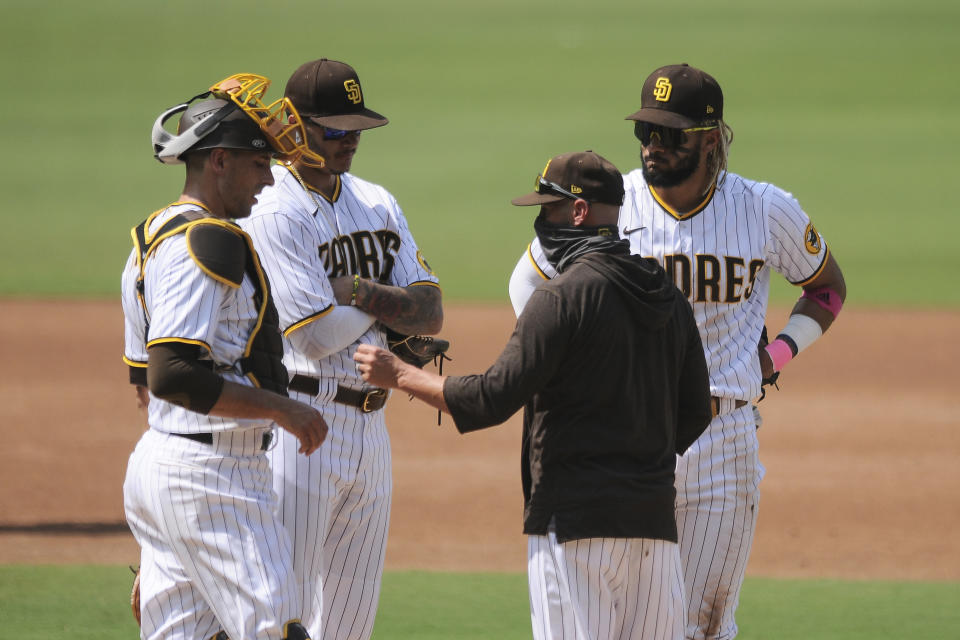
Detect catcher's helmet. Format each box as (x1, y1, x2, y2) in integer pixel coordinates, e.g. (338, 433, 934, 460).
(152, 99, 273, 165)
(150, 73, 325, 167)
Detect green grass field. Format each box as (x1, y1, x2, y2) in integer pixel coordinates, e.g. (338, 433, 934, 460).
(1, 1, 958, 638)
(1, 0, 958, 304)
(1, 567, 957, 639)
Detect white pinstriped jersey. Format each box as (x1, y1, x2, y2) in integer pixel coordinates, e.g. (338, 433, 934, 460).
(241, 165, 439, 384)
(241, 164, 438, 640)
(121, 202, 271, 434)
(521, 170, 828, 401)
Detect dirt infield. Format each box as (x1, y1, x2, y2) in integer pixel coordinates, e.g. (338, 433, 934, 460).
(1, 299, 957, 581)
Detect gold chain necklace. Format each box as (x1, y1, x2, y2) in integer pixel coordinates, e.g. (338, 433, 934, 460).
(283, 162, 348, 264)
(285, 162, 326, 209)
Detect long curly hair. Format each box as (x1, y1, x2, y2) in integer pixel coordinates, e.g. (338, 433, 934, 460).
(707, 120, 734, 188)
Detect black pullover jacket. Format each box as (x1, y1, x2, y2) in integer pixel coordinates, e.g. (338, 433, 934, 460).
(443, 246, 711, 543)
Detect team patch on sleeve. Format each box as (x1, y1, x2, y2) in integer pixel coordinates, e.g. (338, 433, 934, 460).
(803, 223, 823, 255)
(416, 250, 435, 276)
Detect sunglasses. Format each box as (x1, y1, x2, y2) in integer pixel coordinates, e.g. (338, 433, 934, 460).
(322, 126, 360, 140)
(634, 121, 718, 148)
(536, 176, 581, 200)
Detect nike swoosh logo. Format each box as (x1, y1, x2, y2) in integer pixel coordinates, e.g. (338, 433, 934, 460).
(622, 226, 646, 235)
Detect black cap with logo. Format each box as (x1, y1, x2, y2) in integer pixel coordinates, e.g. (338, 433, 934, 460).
(284, 58, 388, 131)
(625, 63, 723, 129)
(511, 151, 624, 207)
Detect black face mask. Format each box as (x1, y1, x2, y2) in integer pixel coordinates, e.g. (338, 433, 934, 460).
(533, 213, 626, 273)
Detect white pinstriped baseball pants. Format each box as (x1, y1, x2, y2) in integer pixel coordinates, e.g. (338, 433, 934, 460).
(528, 521, 686, 640)
(124, 428, 301, 640)
(272, 396, 392, 640)
(675, 404, 764, 640)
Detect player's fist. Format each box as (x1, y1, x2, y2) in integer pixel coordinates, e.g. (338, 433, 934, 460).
(330, 274, 359, 306)
(758, 345, 775, 380)
(275, 399, 328, 455)
(353, 344, 405, 389)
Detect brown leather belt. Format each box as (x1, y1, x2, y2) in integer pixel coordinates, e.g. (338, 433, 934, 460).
(288, 374, 388, 413)
(172, 431, 273, 450)
(711, 396, 749, 417)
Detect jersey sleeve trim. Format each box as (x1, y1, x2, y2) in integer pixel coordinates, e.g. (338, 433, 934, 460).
(283, 304, 336, 337)
(146, 337, 212, 355)
(124, 356, 148, 385)
(526, 244, 550, 281)
(406, 280, 441, 289)
(788, 244, 830, 286)
(128, 366, 147, 386)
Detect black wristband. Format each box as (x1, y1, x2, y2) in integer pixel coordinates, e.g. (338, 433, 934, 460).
(129, 364, 147, 387)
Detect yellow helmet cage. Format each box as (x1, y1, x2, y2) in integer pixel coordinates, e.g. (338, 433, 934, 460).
(210, 74, 326, 168)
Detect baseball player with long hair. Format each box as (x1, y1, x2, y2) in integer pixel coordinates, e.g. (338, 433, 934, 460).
(240, 59, 443, 640)
(121, 74, 327, 640)
(508, 64, 847, 639)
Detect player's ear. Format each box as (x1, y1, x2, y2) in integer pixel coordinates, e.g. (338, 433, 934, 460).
(702, 129, 721, 155)
(208, 147, 229, 173)
(571, 199, 591, 226)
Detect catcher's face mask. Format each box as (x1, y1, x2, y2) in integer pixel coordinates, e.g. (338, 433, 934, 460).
(151, 73, 326, 167)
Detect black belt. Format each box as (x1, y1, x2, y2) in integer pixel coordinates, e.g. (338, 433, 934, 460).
(711, 396, 749, 417)
(288, 374, 388, 413)
(172, 431, 273, 451)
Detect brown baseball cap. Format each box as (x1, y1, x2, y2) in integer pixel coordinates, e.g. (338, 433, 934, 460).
(284, 58, 388, 131)
(511, 151, 624, 206)
(625, 63, 723, 129)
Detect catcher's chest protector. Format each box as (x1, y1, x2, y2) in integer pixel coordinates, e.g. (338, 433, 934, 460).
(131, 213, 288, 395)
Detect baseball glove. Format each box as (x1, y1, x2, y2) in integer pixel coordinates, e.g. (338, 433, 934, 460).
(129, 566, 141, 627)
(758, 325, 780, 401)
(385, 329, 451, 371)
(384, 328, 451, 426)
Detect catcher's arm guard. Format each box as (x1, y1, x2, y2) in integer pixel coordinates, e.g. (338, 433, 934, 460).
(757, 325, 780, 401)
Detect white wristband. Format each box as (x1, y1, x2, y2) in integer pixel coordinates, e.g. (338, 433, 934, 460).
(779, 313, 823, 355)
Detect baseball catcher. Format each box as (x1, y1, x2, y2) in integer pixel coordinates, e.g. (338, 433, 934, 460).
(122, 72, 323, 640)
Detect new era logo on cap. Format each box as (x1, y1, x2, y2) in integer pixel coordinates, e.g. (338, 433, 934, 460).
(625, 63, 723, 129)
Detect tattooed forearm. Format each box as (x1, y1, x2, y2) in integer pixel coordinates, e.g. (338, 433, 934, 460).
(357, 281, 443, 335)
